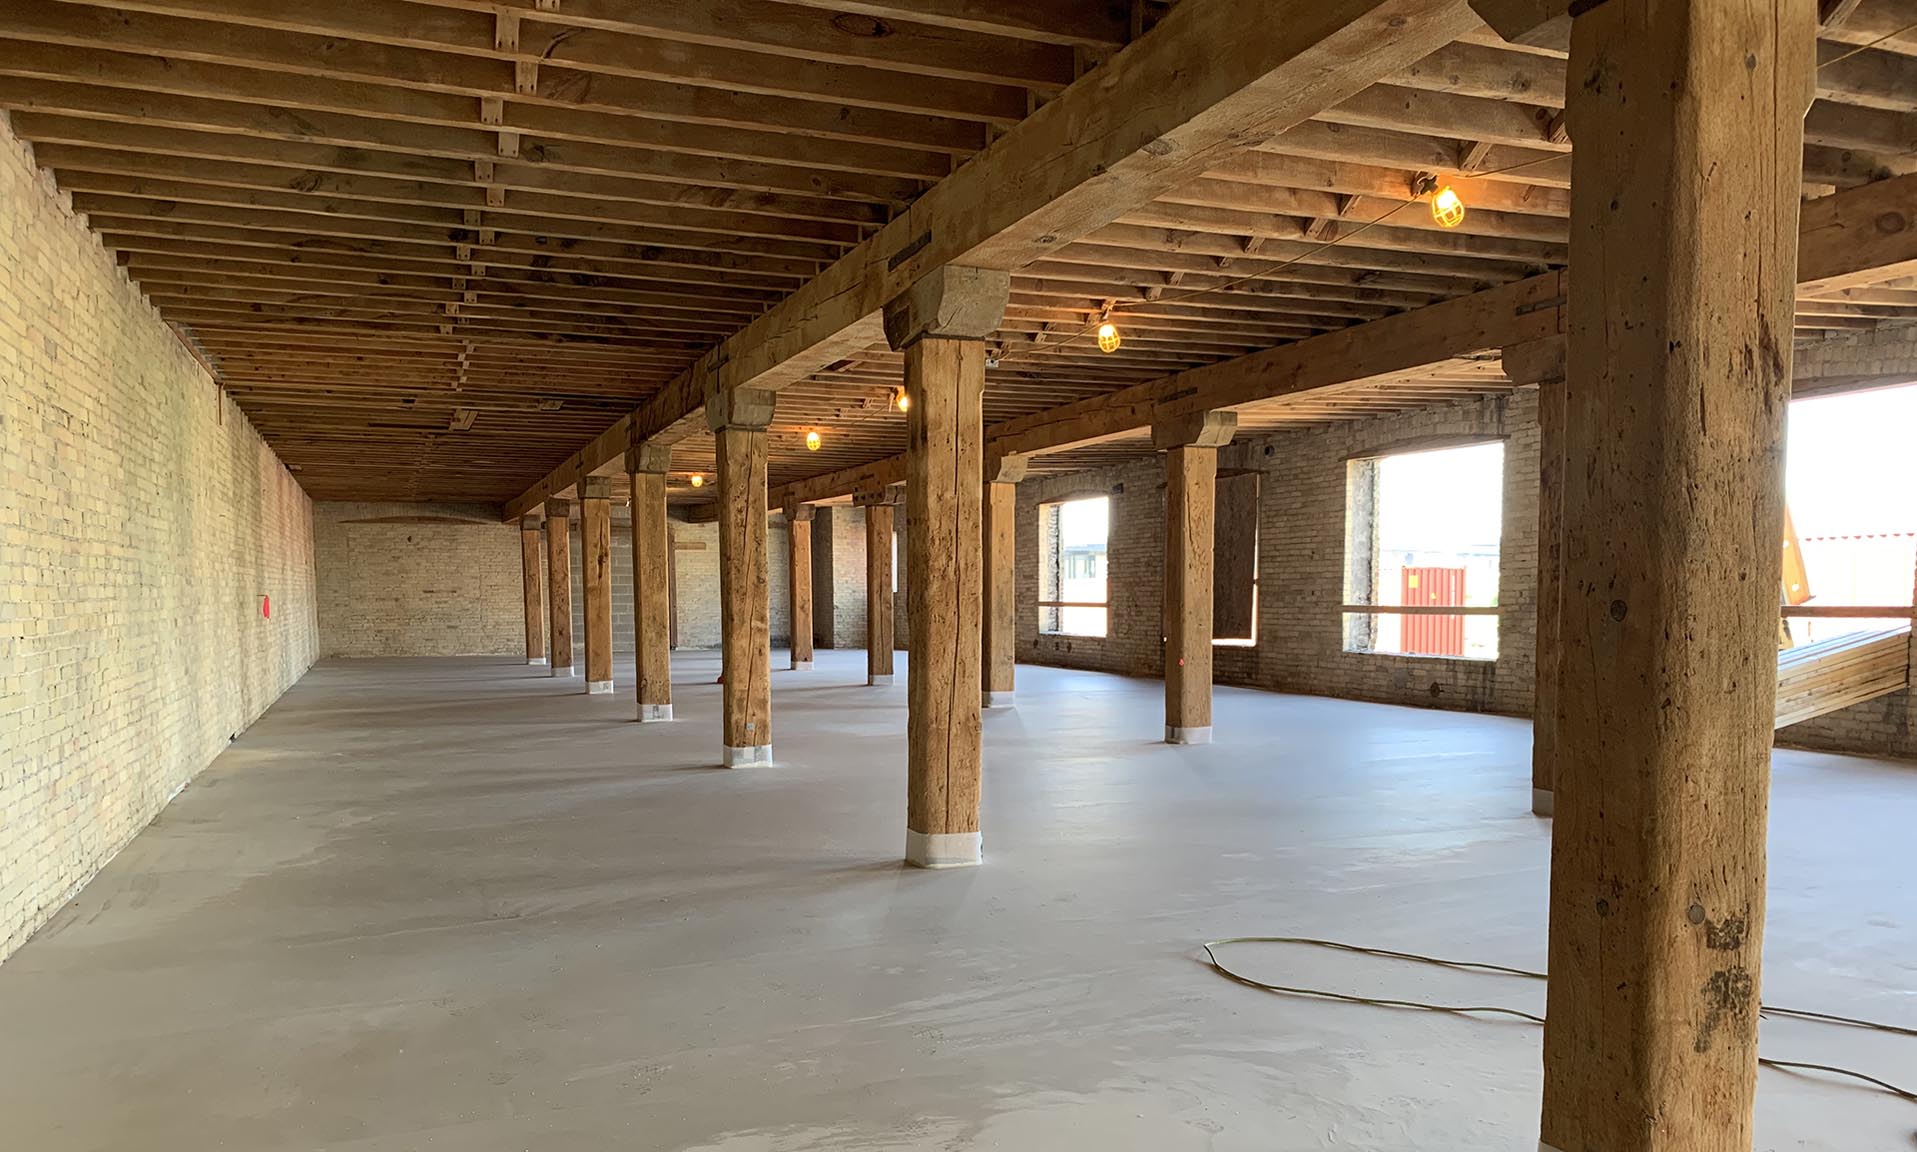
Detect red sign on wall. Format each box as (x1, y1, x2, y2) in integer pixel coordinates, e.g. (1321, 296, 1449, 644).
(262, 595, 271, 619)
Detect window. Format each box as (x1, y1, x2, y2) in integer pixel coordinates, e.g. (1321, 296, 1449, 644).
(1343, 441, 1504, 659)
(1213, 472, 1259, 646)
(1780, 383, 1917, 647)
(1039, 495, 1109, 636)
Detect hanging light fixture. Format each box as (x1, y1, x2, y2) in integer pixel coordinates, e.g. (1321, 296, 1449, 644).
(1095, 303, 1121, 353)
(894, 385, 911, 413)
(1415, 172, 1465, 229)
(1430, 184, 1466, 229)
(805, 430, 822, 452)
(689, 473, 704, 488)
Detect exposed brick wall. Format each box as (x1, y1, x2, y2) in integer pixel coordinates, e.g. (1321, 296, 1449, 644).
(1014, 387, 1910, 760)
(1794, 320, 1917, 393)
(315, 503, 520, 657)
(1016, 392, 1536, 711)
(1779, 687, 1915, 760)
(808, 504, 904, 652)
(1018, 462, 1166, 678)
(0, 116, 318, 962)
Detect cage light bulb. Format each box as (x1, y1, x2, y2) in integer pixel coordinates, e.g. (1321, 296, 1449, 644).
(1096, 320, 1121, 354)
(1430, 184, 1465, 229)
(689, 474, 704, 488)
(895, 386, 910, 413)
(805, 430, 822, 452)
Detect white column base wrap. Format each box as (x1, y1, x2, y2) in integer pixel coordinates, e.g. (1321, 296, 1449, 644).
(587, 680, 614, 695)
(528, 657, 548, 666)
(1166, 725, 1212, 745)
(868, 674, 895, 686)
(905, 830, 982, 869)
(792, 660, 813, 670)
(1532, 788, 1556, 817)
(638, 704, 673, 722)
(721, 744, 772, 768)
(984, 690, 1016, 709)
(552, 664, 576, 677)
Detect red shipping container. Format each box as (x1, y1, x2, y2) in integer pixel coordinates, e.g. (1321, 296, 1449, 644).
(1401, 566, 1466, 656)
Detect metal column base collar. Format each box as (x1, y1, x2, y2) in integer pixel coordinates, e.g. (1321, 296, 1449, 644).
(721, 744, 772, 768)
(638, 704, 673, 722)
(586, 680, 614, 695)
(528, 657, 548, 666)
(905, 830, 981, 869)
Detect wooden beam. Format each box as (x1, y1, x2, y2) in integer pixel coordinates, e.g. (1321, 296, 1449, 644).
(859, 492, 897, 686)
(501, 0, 1487, 520)
(1539, 3, 1813, 1149)
(544, 497, 575, 677)
(518, 511, 547, 666)
(579, 475, 615, 694)
(982, 454, 1028, 709)
(785, 504, 816, 670)
(711, 392, 775, 766)
(628, 444, 674, 722)
(1155, 410, 1237, 744)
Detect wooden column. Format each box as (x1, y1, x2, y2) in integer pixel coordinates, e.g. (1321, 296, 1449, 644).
(884, 265, 1008, 869)
(1155, 410, 1237, 745)
(1504, 337, 1567, 818)
(1540, 5, 1812, 1151)
(982, 453, 1028, 709)
(544, 497, 574, 678)
(785, 502, 816, 670)
(519, 511, 547, 667)
(856, 489, 897, 686)
(628, 443, 674, 721)
(709, 389, 776, 767)
(579, 475, 615, 695)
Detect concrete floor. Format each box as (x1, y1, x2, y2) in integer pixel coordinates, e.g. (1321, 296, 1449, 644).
(0, 650, 1912, 1151)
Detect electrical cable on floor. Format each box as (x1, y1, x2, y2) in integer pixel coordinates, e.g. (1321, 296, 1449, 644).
(1199, 935, 1917, 1106)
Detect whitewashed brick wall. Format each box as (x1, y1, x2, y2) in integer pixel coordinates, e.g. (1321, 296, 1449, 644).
(0, 116, 318, 962)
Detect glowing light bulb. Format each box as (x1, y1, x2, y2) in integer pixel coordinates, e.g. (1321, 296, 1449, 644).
(805, 430, 821, 452)
(689, 474, 704, 488)
(895, 386, 910, 413)
(1096, 320, 1121, 354)
(1430, 185, 1465, 229)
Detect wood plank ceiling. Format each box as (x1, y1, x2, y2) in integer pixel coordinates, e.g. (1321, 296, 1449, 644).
(3, 0, 1915, 504)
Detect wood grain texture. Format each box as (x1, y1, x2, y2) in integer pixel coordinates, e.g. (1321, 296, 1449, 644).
(1530, 374, 1564, 808)
(714, 424, 772, 751)
(518, 518, 545, 662)
(983, 479, 1019, 699)
(544, 498, 573, 673)
(787, 506, 815, 668)
(864, 501, 896, 682)
(1162, 443, 1219, 731)
(629, 467, 672, 714)
(906, 337, 985, 840)
(579, 480, 613, 686)
(1540, 4, 1813, 1149)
